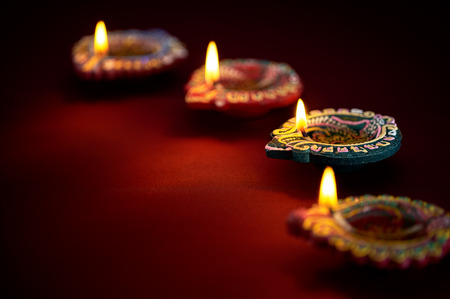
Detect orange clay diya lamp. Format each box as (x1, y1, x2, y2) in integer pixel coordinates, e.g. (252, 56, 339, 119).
(72, 21, 188, 80)
(288, 167, 450, 269)
(185, 41, 303, 118)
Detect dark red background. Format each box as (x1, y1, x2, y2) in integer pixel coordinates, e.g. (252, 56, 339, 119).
(2, 2, 449, 298)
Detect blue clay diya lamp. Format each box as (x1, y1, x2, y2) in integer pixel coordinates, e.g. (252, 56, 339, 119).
(265, 99, 402, 172)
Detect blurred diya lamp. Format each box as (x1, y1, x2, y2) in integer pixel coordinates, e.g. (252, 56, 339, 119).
(185, 41, 303, 118)
(288, 167, 450, 269)
(265, 99, 402, 172)
(72, 21, 188, 80)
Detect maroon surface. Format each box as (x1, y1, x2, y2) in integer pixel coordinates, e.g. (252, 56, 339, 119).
(2, 2, 449, 298)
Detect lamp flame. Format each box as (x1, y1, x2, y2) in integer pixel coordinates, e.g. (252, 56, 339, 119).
(319, 166, 338, 207)
(295, 98, 308, 135)
(205, 41, 220, 85)
(94, 20, 108, 56)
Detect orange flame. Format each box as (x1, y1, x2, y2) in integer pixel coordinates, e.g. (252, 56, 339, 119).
(94, 21, 108, 56)
(205, 41, 219, 85)
(295, 99, 308, 135)
(319, 166, 338, 207)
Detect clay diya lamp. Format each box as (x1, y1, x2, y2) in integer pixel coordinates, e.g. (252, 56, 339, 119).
(185, 41, 303, 118)
(72, 21, 188, 80)
(265, 99, 402, 172)
(288, 167, 450, 269)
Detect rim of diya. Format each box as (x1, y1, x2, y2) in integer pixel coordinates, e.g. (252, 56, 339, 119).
(185, 59, 303, 118)
(72, 29, 188, 80)
(265, 108, 402, 172)
(288, 194, 450, 269)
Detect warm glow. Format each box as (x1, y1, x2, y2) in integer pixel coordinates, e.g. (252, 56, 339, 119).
(295, 98, 308, 135)
(205, 41, 220, 85)
(319, 166, 338, 207)
(94, 21, 108, 56)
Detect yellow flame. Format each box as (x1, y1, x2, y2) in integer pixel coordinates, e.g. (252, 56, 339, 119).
(319, 166, 338, 207)
(205, 41, 219, 85)
(295, 98, 308, 134)
(94, 21, 108, 56)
